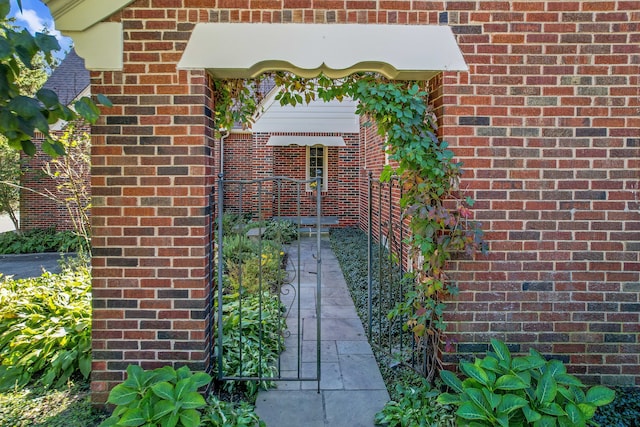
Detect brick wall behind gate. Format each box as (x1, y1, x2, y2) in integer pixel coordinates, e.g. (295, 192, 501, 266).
(431, 2, 640, 386)
(90, 0, 640, 402)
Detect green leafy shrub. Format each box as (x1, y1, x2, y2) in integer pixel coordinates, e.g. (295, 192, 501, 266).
(262, 219, 298, 244)
(222, 234, 258, 264)
(100, 365, 211, 427)
(220, 212, 252, 237)
(437, 339, 615, 427)
(0, 227, 87, 254)
(375, 378, 455, 427)
(592, 386, 640, 427)
(202, 395, 266, 427)
(226, 243, 286, 294)
(216, 292, 284, 397)
(0, 266, 91, 391)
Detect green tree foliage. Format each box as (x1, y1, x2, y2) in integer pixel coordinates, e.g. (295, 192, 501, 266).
(0, 0, 110, 157)
(0, 17, 52, 230)
(0, 139, 19, 229)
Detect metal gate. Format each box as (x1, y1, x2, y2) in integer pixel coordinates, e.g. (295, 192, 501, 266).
(367, 173, 435, 378)
(210, 174, 322, 392)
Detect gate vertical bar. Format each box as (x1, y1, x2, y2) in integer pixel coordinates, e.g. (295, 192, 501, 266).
(315, 173, 322, 393)
(387, 178, 393, 351)
(216, 174, 225, 380)
(296, 181, 302, 378)
(367, 172, 373, 339)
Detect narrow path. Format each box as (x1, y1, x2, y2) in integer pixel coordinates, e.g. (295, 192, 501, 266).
(254, 236, 389, 427)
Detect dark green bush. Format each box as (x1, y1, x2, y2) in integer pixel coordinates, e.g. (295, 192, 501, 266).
(0, 227, 87, 254)
(592, 386, 640, 427)
(262, 219, 298, 244)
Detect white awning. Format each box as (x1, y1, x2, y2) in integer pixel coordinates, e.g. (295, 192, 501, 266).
(178, 24, 468, 80)
(266, 136, 346, 147)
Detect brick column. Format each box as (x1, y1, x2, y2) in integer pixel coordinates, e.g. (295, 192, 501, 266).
(89, 4, 216, 401)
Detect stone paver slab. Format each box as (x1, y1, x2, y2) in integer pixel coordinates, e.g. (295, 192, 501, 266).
(324, 390, 390, 427)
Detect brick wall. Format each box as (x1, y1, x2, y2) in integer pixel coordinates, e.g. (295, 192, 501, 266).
(223, 132, 360, 225)
(89, 0, 640, 403)
(430, 2, 640, 386)
(90, 0, 217, 400)
(20, 131, 88, 232)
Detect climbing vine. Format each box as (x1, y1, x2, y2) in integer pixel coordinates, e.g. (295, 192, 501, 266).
(213, 73, 486, 381)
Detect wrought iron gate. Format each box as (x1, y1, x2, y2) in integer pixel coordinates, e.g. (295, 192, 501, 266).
(367, 173, 434, 377)
(210, 174, 322, 392)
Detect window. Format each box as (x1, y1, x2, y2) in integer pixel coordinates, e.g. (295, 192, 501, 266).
(306, 145, 327, 191)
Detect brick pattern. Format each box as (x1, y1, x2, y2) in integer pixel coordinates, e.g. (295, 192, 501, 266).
(20, 132, 88, 232)
(433, 2, 640, 386)
(223, 132, 360, 225)
(90, 0, 640, 403)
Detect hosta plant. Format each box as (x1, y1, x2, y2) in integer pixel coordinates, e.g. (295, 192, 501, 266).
(375, 378, 455, 427)
(0, 266, 91, 391)
(202, 395, 266, 427)
(437, 339, 615, 427)
(100, 365, 211, 427)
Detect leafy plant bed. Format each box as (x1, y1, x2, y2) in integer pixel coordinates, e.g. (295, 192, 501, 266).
(592, 386, 640, 427)
(0, 266, 92, 391)
(0, 227, 86, 254)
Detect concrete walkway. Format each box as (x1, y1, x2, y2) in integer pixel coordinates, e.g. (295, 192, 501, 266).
(255, 236, 389, 427)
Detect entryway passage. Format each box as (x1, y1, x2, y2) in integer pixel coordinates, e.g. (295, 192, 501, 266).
(254, 236, 389, 427)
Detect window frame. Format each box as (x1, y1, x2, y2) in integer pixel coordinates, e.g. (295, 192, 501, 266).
(306, 144, 328, 192)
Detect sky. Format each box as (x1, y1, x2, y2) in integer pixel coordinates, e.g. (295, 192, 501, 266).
(9, 0, 73, 61)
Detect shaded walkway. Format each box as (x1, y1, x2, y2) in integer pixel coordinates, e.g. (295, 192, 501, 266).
(255, 236, 389, 427)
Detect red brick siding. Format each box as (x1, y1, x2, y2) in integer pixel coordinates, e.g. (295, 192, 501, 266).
(432, 2, 640, 386)
(89, 0, 640, 402)
(20, 131, 90, 232)
(222, 132, 359, 225)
